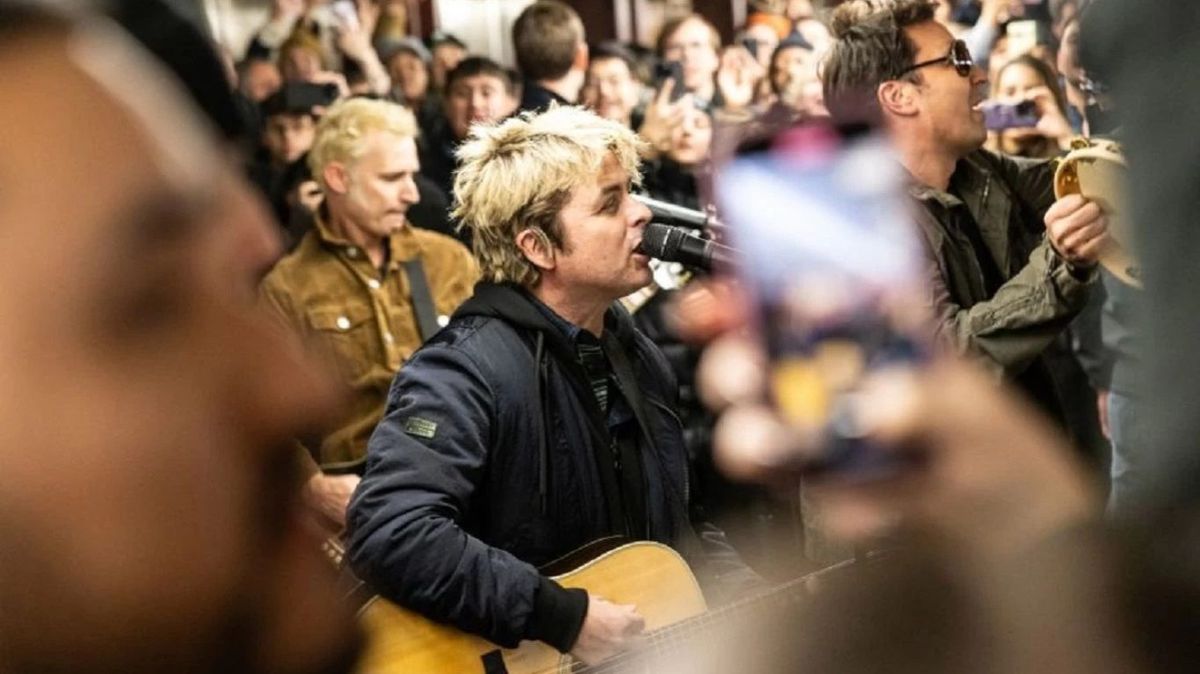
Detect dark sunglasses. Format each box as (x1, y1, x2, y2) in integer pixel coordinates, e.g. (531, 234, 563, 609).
(898, 39, 974, 78)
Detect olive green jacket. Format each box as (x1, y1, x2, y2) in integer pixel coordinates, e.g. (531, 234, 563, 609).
(911, 150, 1096, 413)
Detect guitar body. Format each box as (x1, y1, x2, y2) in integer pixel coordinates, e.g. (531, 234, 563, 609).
(353, 541, 708, 674)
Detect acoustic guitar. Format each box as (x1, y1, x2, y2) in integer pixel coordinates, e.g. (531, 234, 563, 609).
(325, 538, 853, 674)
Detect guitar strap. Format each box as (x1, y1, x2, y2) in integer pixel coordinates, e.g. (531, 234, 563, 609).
(402, 258, 441, 342)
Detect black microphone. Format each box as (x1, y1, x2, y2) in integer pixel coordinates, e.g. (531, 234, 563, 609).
(631, 194, 722, 230)
(636, 222, 738, 273)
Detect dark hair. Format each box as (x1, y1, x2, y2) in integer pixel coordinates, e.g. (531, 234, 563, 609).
(590, 41, 640, 78)
(655, 13, 721, 58)
(512, 1, 583, 82)
(446, 56, 517, 96)
(821, 0, 937, 121)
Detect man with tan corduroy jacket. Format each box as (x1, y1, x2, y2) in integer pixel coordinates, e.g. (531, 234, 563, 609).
(261, 97, 478, 526)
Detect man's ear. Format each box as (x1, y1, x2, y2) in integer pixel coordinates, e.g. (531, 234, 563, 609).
(322, 162, 350, 196)
(572, 40, 589, 73)
(516, 228, 556, 272)
(878, 80, 919, 117)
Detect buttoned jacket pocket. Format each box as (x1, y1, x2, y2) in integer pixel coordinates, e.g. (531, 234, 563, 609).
(306, 302, 379, 383)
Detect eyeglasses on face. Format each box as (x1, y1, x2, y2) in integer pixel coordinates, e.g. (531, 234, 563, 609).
(898, 39, 974, 78)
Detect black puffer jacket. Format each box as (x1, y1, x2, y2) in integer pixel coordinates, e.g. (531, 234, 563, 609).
(346, 283, 759, 652)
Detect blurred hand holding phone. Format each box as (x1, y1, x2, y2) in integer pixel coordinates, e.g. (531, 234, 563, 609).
(653, 60, 686, 103)
(638, 62, 693, 154)
(715, 122, 930, 479)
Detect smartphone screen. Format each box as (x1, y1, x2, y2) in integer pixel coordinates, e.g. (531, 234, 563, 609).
(1006, 19, 1039, 57)
(715, 123, 929, 478)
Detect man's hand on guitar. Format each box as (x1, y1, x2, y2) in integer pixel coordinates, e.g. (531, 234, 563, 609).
(570, 595, 645, 665)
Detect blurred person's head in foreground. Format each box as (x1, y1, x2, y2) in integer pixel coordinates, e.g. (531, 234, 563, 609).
(430, 32, 468, 91)
(443, 56, 518, 141)
(582, 41, 644, 128)
(822, 0, 988, 161)
(0, 4, 356, 674)
(308, 97, 422, 240)
(657, 13, 722, 104)
(452, 105, 652, 296)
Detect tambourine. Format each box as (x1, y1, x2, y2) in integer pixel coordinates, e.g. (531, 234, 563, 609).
(1053, 137, 1140, 287)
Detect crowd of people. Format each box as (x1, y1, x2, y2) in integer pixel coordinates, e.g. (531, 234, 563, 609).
(7, 0, 1200, 672)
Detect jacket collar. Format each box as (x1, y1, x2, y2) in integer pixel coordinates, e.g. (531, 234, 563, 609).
(908, 152, 1013, 274)
(454, 283, 638, 350)
(313, 207, 423, 271)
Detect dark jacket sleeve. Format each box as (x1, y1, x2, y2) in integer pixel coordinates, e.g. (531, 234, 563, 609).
(345, 342, 587, 651)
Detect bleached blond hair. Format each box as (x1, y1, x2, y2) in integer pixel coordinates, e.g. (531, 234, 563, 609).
(452, 105, 646, 286)
(308, 98, 418, 187)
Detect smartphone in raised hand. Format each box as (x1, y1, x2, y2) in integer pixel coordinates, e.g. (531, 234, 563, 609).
(653, 60, 686, 103)
(981, 99, 1040, 130)
(715, 121, 930, 479)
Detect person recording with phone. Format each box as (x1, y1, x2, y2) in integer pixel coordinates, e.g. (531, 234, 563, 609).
(248, 82, 332, 241)
(983, 54, 1074, 158)
(657, 14, 723, 110)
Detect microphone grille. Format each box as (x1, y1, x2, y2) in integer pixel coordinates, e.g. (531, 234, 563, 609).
(639, 222, 676, 258)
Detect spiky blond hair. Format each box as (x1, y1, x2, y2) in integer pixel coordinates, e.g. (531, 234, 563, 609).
(308, 98, 418, 187)
(452, 105, 645, 286)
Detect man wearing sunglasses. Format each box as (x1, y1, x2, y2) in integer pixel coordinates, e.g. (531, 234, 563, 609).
(822, 0, 1106, 430)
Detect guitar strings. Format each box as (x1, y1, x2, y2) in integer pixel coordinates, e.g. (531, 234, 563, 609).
(547, 558, 860, 674)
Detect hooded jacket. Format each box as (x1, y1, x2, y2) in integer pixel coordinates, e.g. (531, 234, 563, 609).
(346, 283, 758, 653)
